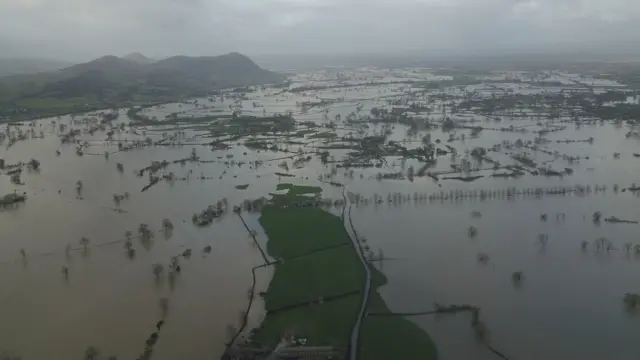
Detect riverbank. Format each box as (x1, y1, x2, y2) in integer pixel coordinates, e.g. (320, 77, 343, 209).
(252, 184, 437, 359)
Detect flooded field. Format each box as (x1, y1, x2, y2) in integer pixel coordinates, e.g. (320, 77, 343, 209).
(1, 67, 640, 359)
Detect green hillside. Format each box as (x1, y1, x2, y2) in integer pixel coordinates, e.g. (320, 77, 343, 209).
(0, 52, 284, 121)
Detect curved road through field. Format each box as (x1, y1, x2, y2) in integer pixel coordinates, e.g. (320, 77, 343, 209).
(341, 186, 371, 360)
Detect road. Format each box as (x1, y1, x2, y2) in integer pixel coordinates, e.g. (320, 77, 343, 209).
(264, 338, 292, 360)
(342, 186, 372, 360)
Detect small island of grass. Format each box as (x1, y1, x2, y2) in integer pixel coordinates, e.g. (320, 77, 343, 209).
(250, 184, 437, 360)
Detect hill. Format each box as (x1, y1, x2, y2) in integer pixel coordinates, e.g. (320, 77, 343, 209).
(0, 52, 283, 121)
(122, 52, 155, 64)
(0, 58, 73, 77)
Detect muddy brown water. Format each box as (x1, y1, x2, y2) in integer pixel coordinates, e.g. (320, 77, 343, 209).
(2, 71, 640, 360)
(0, 114, 280, 359)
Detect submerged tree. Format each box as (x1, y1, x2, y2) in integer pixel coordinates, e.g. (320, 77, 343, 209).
(80, 237, 90, 250)
(159, 298, 169, 317)
(62, 266, 69, 280)
(511, 271, 523, 286)
(594, 237, 610, 251)
(28, 158, 40, 170)
(84, 346, 100, 360)
(580, 240, 589, 251)
(76, 180, 83, 196)
(624, 293, 640, 310)
(138, 224, 153, 239)
(162, 219, 174, 231)
(468, 226, 478, 238)
(152, 264, 164, 280)
(538, 234, 548, 247)
(593, 211, 602, 223)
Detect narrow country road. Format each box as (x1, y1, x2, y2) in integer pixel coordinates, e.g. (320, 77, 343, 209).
(342, 186, 372, 360)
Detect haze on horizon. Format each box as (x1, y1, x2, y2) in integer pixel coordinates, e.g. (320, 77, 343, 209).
(1, 0, 640, 62)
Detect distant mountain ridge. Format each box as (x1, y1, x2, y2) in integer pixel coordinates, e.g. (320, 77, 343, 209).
(0, 58, 73, 77)
(0, 52, 284, 120)
(122, 52, 155, 64)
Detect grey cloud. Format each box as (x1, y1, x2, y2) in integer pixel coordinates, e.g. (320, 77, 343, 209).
(0, 0, 639, 61)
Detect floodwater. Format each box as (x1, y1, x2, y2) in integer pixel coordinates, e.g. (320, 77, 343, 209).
(0, 116, 279, 359)
(2, 67, 640, 360)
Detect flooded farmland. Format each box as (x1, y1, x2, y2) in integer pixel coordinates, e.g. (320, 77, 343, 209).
(2, 67, 640, 360)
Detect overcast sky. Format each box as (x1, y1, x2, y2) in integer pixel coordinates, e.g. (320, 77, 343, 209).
(1, 0, 639, 61)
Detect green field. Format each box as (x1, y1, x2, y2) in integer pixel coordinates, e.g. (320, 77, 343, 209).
(253, 185, 437, 359)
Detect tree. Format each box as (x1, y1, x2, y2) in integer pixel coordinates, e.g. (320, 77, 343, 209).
(594, 237, 609, 251)
(512, 271, 523, 285)
(28, 159, 40, 170)
(538, 234, 548, 247)
(624, 293, 640, 309)
(468, 226, 478, 238)
(84, 346, 100, 360)
(477, 253, 489, 264)
(159, 298, 169, 317)
(152, 264, 164, 279)
(593, 211, 602, 223)
(162, 219, 174, 231)
(80, 237, 89, 250)
(76, 180, 83, 196)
